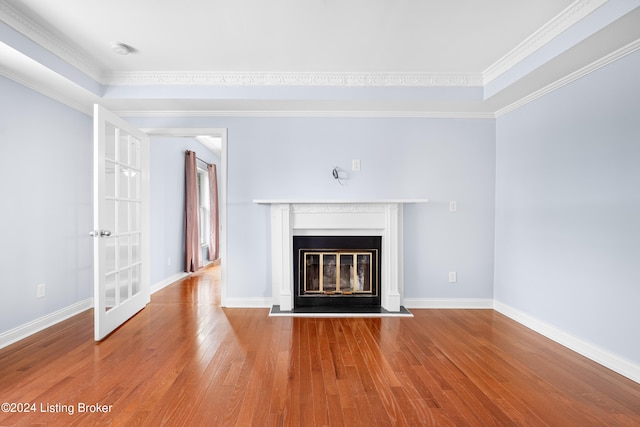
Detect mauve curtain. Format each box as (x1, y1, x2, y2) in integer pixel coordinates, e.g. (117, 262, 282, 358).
(185, 150, 201, 272)
(207, 164, 219, 261)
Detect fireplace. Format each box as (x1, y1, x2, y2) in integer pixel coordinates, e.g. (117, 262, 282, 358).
(255, 199, 429, 312)
(293, 236, 381, 308)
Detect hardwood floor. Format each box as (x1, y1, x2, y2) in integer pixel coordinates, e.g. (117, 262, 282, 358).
(1, 265, 639, 426)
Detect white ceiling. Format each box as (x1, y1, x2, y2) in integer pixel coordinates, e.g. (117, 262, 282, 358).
(1, 0, 639, 116)
(4, 0, 575, 74)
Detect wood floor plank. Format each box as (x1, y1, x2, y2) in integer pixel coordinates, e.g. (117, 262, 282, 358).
(2, 264, 640, 426)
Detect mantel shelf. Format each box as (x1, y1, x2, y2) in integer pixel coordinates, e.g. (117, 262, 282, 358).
(253, 199, 429, 205)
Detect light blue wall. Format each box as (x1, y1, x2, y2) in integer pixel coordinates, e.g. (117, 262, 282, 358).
(149, 136, 220, 285)
(130, 116, 496, 301)
(495, 50, 640, 363)
(0, 76, 93, 334)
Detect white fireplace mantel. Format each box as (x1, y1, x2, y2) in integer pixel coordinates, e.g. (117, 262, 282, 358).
(254, 199, 428, 312)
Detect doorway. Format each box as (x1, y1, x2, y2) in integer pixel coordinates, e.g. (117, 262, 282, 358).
(143, 128, 228, 307)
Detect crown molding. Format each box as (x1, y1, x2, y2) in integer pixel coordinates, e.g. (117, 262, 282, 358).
(0, 0, 103, 82)
(0, 63, 93, 115)
(2, 0, 605, 90)
(496, 37, 640, 118)
(483, 0, 608, 84)
(105, 71, 483, 87)
(114, 109, 495, 119)
(6, 34, 637, 121)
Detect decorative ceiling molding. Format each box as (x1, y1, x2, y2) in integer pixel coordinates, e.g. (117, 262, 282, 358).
(2, 0, 631, 119)
(483, 0, 608, 84)
(0, 62, 92, 115)
(2, 0, 604, 89)
(0, 0, 103, 82)
(496, 37, 640, 118)
(114, 109, 495, 119)
(105, 71, 483, 87)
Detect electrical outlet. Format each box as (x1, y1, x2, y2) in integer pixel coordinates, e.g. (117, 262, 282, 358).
(449, 201, 457, 212)
(352, 159, 361, 171)
(448, 272, 457, 283)
(167, 257, 172, 267)
(36, 283, 46, 298)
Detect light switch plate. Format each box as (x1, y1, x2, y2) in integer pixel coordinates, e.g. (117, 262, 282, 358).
(36, 283, 46, 298)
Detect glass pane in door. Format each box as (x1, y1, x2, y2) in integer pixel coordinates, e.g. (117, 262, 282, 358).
(119, 235, 130, 269)
(118, 201, 129, 233)
(130, 137, 140, 168)
(131, 203, 140, 232)
(105, 124, 116, 161)
(131, 264, 141, 295)
(119, 167, 130, 199)
(118, 130, 129, 165)
(105, 162, 116, 198)
(131, 233, 140, 263)
(120, 270, 130, 301)
(105, 239, 116, 273)
(105, 273, 116, 312)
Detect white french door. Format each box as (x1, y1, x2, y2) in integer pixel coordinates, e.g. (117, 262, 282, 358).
(92, 105, 150, 341)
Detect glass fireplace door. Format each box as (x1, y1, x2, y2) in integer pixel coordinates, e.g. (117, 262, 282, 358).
(303, 251, 372, 295)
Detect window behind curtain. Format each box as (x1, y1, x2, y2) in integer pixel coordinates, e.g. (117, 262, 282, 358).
(197, 168, 210, 247)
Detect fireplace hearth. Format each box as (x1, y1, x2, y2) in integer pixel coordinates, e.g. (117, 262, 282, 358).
(294, 236, 381, 309)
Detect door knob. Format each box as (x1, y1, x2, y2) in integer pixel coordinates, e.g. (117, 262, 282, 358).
(90, 229, 112, 237)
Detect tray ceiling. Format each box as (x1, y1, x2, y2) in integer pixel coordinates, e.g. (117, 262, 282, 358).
(1, 0, 638, 116)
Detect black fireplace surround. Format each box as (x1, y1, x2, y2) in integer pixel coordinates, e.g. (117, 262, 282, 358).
(293, 236, 381, 309)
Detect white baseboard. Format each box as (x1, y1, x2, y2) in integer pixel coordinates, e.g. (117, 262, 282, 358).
(151, 272, 190, 294)
(0, 298, 93, 350)
(224, 297, 271, 308)
(404, 298, 494, 309)
(494, 300, 640, 384)
(0, 272, 187, 351)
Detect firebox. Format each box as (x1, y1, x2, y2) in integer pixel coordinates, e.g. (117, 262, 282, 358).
(293, 236, 381, 309)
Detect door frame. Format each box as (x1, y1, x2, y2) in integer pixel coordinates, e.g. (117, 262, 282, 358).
(142, 127, 228, 306)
